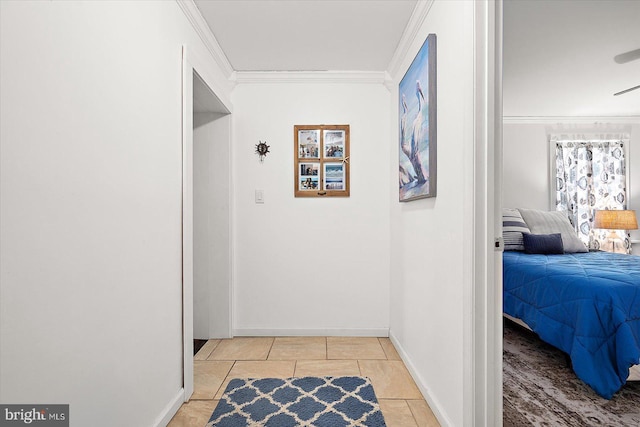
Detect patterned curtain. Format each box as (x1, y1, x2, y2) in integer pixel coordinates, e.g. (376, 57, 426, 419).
(555, 139, 629, 253)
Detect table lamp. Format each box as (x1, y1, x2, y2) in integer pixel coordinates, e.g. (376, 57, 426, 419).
(593, 209, 638, 253)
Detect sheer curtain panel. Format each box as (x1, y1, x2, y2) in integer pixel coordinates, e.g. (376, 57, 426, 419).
(554, 137, 630, 252)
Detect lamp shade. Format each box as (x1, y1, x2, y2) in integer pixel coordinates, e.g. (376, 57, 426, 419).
(593, 210, 638, 230)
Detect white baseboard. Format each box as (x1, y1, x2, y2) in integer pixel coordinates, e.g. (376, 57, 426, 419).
(154, 388, 185, 427)
(389, 331, 453, 427)
(233, 328, 389, 337)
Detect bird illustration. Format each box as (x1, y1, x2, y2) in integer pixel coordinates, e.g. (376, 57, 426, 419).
(409, 80, 427, 183)
(399, 94, 416, 187)
(400, 94, 411, 160)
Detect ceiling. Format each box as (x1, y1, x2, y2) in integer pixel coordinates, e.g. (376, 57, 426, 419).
(503, 0, 640, 117)
(192, 0, 638, 117)
(193, 0, 417, 72)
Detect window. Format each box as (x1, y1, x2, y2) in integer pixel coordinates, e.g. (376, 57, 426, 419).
(553, 137, 630, 252)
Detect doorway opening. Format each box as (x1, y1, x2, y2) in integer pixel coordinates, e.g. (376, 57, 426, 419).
(192, 71, 231, 343)
(182, 46, 232, 401)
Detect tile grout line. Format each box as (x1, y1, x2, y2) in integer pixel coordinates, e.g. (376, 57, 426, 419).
(194, 339, 213, 360)
(205, 338, 227, 361)
(405, 399, 423, 426)
(204, 339, 219, 360)
(214, 360, 236, 400)
(264, 337, 275, 360)
(209, 339, 220, 358)
(324, 336, 328, 361)
(378, 337, 391, 360)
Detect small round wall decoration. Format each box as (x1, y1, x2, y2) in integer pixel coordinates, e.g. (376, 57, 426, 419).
(255, 140, 270, 162)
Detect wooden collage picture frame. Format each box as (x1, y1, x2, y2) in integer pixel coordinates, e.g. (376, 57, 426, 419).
(294, 124, 350, 198)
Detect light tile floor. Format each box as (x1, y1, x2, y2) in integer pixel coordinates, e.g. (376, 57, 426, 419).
(168, 337, 440, 427)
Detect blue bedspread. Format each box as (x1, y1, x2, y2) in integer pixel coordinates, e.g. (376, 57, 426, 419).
(503, 251, 640, 399)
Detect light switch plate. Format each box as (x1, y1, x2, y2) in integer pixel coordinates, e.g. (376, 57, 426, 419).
(255, 189, 264, 204)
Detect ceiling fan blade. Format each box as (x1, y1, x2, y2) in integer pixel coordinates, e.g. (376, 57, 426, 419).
(614, 48, 640, 64)
(614, 85, 640, 96)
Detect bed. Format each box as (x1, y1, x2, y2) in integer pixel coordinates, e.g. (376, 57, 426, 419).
(502, 208, 640, 399)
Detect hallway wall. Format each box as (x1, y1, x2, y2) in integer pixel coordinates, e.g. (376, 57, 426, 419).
(388, 1, 476, 425)
(231, 81, 391, 335)
(0, 2, 232, 425)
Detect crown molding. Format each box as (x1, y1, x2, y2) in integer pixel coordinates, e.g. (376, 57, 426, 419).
(503, 116, 640, 124)
(386, 0, 435, 79)
(383, 71, 395, 92)
(231, 71, 388, 85)
(176, 0, 234, 79)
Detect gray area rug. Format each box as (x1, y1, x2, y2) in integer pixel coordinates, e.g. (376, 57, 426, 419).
(503, 320, 640, 426)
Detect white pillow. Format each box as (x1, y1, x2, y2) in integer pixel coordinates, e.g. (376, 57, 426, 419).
(517, 208, 588, 253)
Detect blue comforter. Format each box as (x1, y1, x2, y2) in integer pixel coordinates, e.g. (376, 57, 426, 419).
(503, 251, 640, 399)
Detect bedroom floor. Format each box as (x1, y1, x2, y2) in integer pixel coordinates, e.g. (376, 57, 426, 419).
(167, 336, 440, 427)
(503, 320, 640, 426)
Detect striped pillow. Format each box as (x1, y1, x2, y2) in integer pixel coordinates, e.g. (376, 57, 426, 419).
(503, 208, 530, 251)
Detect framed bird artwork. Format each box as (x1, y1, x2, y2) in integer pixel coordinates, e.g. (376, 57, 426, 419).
(399, 33, 437, 202)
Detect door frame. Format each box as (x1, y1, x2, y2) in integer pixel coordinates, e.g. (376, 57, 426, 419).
(466, 0, 503, 425)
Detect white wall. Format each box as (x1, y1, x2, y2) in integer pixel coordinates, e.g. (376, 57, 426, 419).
(194, 113, 231, 339)
(388, 1, 475, 426)
(502, 124, 552, 210)
(0, 1, 231, 425)
(231, 82, 391, 335)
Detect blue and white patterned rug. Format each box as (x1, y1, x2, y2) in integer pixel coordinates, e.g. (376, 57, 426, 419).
(206, 376, 387, 427)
